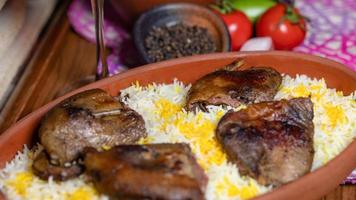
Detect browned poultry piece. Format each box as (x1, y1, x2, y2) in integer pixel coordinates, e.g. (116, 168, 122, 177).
(216, 97, 314, 186)
(32, 150, 83, 181)
(33, 89, 147, 180)
(185, 66, 282, 111)
(84, 143, 207, 200)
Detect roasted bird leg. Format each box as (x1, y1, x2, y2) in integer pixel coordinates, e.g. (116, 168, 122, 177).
(84, 143, 207, 200)
(33, 89, 147, 180)
(216, 97, 314, 186)
(186, 64, 282, 112)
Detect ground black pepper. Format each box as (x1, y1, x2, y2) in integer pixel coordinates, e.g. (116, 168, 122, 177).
(144, 23, 217, 62)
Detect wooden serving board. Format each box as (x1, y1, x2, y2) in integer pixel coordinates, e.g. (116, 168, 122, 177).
(0, 1, 354, 199)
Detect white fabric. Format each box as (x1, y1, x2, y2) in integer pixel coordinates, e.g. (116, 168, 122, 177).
(0, 0, 25, 58)
(0, 0, 7, 11)
(0, 0, 57, 108)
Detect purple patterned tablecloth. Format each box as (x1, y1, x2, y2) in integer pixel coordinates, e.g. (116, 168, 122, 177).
(67, 0, 355, 184)
(295, 0, 356, 71)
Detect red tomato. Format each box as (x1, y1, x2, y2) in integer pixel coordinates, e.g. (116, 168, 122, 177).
(218, 11, 253, 51)
(256, 4, 306, 50)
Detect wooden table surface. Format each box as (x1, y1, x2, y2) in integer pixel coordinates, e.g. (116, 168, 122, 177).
(0, 2, 354, 200)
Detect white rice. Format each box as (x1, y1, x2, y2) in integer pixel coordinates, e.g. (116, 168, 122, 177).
(275, 75, 356, 170)
(0, 145, 108, 200)
(1, 75, 355, 200)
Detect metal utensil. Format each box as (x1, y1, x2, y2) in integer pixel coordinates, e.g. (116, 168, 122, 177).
(91, 0, 109, 80)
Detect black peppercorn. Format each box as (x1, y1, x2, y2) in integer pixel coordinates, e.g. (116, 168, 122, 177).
(144, 23, 217, 62)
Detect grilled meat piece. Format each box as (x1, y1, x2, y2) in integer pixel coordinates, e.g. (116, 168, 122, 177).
(84, 143, 207, 200)
(216, 98, 314, 186)
(186, 66, 282, 111)
(32, 150, 83, 181)
(33, 89, 146, 180)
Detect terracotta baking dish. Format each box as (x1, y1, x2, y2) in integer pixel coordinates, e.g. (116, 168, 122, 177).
(0, 51, 355, 200)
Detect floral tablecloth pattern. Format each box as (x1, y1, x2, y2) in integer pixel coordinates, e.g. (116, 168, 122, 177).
(295, 0, 356, 71)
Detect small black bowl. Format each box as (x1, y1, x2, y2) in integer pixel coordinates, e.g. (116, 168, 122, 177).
(133, 3, 231, 64)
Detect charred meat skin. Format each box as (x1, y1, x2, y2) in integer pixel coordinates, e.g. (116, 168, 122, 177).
(39, 89, 146, 165)
(33, 89, 146, 180)
(186, 67, 282, 111)
(84, 143, 207, 200)
(216, 98, 314, 186)
(32, 150, 83, 181)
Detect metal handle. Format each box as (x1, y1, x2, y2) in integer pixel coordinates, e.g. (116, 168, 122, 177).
(91, 0, 109, 80)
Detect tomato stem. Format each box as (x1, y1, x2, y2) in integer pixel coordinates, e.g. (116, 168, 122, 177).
(279, 3, 308, 30)
(210, 0, 235, 14)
